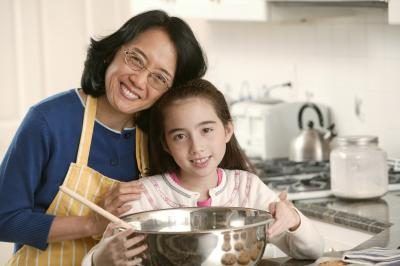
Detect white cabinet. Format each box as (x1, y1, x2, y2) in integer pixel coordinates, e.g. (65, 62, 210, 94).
(267, 0, 400, 25)
(131, 0, 269, 21)
(388, 0, 400, 24)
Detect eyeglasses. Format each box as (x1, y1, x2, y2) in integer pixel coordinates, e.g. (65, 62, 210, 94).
(124, 50, 171, 91)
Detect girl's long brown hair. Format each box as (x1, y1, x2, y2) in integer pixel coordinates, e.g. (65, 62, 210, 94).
(148, 78, 255, 175)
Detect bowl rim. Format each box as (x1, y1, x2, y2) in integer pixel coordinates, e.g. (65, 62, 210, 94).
(119, 206, 274, 234)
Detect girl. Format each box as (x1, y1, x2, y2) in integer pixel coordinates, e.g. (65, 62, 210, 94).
(83, 79, 324, 265)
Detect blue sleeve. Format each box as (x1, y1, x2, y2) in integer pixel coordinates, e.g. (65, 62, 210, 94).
(0, 107, 55, 250)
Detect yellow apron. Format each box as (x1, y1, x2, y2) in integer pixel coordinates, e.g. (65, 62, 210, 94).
(7, 95, 150, 266)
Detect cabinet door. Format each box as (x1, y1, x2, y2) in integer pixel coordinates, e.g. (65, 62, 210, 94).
(389, 0, 400, 24)
(132, 0, 268, 21)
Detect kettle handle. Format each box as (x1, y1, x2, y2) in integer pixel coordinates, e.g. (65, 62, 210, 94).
(298, 103, 324, 129)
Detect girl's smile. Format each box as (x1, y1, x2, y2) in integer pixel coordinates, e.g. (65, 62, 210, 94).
(190, 156, 212, 168)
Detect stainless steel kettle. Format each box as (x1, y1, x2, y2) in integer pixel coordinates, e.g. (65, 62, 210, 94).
(289, 103, 335, 162)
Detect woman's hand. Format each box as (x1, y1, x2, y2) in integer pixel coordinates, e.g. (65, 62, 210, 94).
(104, 181, 145, 217)
(267, 191, 301, 238)
(87, 180, 145, 237)
(92, 224, 147, 266)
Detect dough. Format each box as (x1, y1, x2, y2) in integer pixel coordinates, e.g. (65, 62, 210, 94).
(221, 253, 236, 265)
(222, 241, 232, 252)
(223, 233, 231, 241)
(250, 245, 259, 260)
(237, 250, 251, 265)
(234, 242, 244, 251)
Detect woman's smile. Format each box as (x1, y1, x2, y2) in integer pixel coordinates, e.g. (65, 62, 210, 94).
(120, 83, 140, 101)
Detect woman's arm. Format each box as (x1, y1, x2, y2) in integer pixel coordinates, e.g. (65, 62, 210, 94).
(81, 188, 153, 266)
(0, 108, 54, 249)
(47, 180, 145, 243)
(47, 215, 105, 243)
(0, 104, 145, 249)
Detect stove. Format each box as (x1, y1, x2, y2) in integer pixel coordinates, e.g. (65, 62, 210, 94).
(252, 158, 400, 200)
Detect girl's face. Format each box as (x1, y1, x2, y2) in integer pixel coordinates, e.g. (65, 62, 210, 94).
(163, 97, 233, 181)
(104, 28, 177, 115)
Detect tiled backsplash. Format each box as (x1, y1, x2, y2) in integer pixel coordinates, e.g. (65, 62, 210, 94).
(189, 7, 400, 157)
(1, 4, 399, 159)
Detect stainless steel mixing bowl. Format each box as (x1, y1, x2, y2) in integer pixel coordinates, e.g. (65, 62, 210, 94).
(121, 207, 274, 266)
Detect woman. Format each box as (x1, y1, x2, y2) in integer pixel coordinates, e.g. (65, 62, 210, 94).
(0, 10, 206, 265)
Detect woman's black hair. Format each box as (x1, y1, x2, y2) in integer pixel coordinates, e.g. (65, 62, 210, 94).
(148, 79, 255, 176)
(81, 10, 207, 97)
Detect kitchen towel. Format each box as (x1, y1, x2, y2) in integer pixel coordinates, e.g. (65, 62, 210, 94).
(342, 247, 400, 265)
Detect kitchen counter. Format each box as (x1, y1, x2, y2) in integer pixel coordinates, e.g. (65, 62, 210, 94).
(259, 191, 400, 265)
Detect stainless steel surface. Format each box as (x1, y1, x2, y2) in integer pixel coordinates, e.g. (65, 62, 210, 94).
(289, 128, 329, 161)
(289, 103, 335, 162)
(121, 207, 273, 266)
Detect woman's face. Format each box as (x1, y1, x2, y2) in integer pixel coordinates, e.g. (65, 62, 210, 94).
(104, 28, 177, 115)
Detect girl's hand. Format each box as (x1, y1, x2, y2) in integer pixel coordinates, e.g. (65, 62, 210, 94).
(267, 191, 301, 238)
(93, 224, 147, 266)
(104, 180, 145, 217)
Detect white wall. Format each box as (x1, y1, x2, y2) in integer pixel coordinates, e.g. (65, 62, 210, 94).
(188, 6, 400, 157)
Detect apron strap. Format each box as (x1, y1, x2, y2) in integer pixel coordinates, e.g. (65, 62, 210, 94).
(76, 95, 97, 166)
(136, 127, 150, 177)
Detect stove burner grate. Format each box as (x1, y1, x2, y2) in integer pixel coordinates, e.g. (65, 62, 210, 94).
(264, 173, 330, 193)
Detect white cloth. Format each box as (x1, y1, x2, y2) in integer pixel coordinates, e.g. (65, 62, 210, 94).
(81, 169, 324, 265)
(342, 247, 400, 265)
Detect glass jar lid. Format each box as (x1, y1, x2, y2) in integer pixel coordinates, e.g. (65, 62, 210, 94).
(335, 135, 378, 146)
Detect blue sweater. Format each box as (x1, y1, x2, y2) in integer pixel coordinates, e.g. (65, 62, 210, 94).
(0, 89, 139, 251)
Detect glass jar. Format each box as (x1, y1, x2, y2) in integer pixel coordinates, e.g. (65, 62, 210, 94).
(330, 135, 388, 199)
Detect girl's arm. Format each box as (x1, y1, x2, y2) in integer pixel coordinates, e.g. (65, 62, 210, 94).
(268, 210, 324, 260)
(267, 192, 301, 237)
(247, 172, 324, 259)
